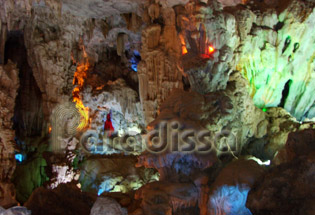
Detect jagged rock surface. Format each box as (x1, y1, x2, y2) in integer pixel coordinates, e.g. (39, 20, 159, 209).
(181, 1, 239, 94)
(136, 72, 267, 214)
(23, 5, 89, 117)
(0, 0, 315, 214)
(247, 129, 315, 215)
(79, 155, 158, 195)
(138, 72, 266, 176)
(90, 197, 127, 215)
(243, 107, 315, 162)
(137, 3, 184, 124)
(135, 181, 199, 215)
(0, 61, 19, 207)
(208, 159, 264, 215)
(235, 0, 315, 121)
(0, 206, 31, 215)
(24, 183, 96, 215)
(82, 79, 145, 142)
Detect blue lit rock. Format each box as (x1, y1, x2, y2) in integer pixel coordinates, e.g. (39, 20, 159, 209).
(135, 181, 199, 215)
(209, 185, 252, 215)
(208, 159, 264, 215)
(0, 206, 31, 215)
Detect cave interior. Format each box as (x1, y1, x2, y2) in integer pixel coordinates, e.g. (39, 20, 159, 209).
(0, 0, 314, 215)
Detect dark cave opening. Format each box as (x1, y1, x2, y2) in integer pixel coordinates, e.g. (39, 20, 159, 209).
(89, 48, 139, 93)
(4, 31, 44, 140)
(279, 79, 292, 108)
(4, 31, 47, 203)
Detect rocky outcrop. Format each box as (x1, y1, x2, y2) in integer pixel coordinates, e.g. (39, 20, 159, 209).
(137, 3, 184, 124)
(82, 78, 145, 141)
(141, 71, 266, 160)
(79, 155, 158, 195)
(273, 128, 315, 164)
(23, 5, 89, 118)
(0, 0, 315, 214)
(0, 206, 31, 215)
(138, 0, 315, 122)
(0, 61, 19, 208)
(243, 107, 315, 162)
(24, 183, 96, 215)
(90, 197, 127, 215)
(136, 71, 267, 214)
(265, 108, 315, 160)
(135, 181, 199, 215)
(181, 1, 239, 94)
(247, 129, 315, 215)
(208, 159, 264, 215)
(235, 0, 315, 121)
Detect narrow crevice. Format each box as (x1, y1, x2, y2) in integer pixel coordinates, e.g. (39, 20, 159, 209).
(5, 31, 44, 139)
(279, 79, 292, 108)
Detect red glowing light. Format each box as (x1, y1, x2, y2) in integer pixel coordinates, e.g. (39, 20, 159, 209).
(208, 45, 215, 54)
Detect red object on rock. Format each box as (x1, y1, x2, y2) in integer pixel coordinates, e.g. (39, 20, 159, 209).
(104, 113, 114, 136)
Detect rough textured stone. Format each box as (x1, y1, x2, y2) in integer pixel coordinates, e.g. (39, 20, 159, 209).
(0, 206, 31, 215)
(0, 1, 315, 214)
(137, 16, 183, 124)
(135, 181, 199, 215)
(90, 197, 127, 215)
(247, 150, 315, 215)
(61, 0, 145, 19)
(235, 0, 315, 121)
(79, 155, 158, 194)
(81, 78, 145, 141)
(207, 159, 264, 215)
(23, 5, 88, 117)
(24, 183, 96, 215)
(0, 61, 19, 208)
(246, 107, 315, 162)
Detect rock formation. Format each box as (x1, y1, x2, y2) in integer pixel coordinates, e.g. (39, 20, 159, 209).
(0, 206, 31, 215)
(0, 61, 19, 207)
(0, 0, 314, 214)
(137, 4, 184, 124)
(90, 197, 127, 215)
(235, 0, 315, 121)
(247, 129, 315, 215)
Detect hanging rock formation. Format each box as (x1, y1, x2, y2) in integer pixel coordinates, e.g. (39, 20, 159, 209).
(235, 0, 315, 121)
(137, 3, 184, 124)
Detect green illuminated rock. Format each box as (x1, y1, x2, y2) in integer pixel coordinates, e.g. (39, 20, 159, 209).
(236, 1, 315, 121)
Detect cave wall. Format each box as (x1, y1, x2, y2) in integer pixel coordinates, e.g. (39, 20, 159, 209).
(0, 0, 315, 212)
(235, 0, 315, 121)
(1, 0, 313, 130)
(3, 31, 44, 139)
(0, 61, 19, 207)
